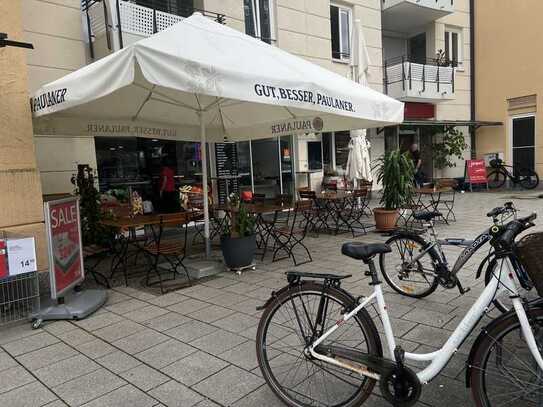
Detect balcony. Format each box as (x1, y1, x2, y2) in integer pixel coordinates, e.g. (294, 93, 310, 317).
(381, 0, 454, 32)
(384, 56, 455, 102)
(83, 0, 225, 59)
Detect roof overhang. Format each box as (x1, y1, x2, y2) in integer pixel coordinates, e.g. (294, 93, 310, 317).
(401, 120, 503, 129)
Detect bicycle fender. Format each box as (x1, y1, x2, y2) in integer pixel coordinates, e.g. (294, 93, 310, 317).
(475, 252, 494, 279)
(255, 285, 292, 311)
(464, 302, 543, 387)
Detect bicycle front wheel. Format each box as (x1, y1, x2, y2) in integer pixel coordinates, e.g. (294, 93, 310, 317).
(256, 281, 381, 407)
(519, 168, 540, 190)
(487, 170, 507, 189)
(470, 308, 543, 406)
(380, 234, 439, 298)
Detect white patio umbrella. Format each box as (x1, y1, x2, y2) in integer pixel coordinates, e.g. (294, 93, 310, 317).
(347, 19, 373, 183)
(31, 13, 403, 254)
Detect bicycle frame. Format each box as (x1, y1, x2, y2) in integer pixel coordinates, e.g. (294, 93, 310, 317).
(309, 257, 543, 384)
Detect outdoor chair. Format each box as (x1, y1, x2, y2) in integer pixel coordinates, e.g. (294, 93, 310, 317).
(271, 200, 313, 266)
(341, 188, 372, 237)
(143, 213, 191, 294)
(187, 192, 224, 245)
(82, 244, 112, 288)
(273, 194, 293, 226)
(358, 179, 373, 215)
(434, 179, 458, 222)
(298, 190, 326, 234)
(396, 196, 423, 230)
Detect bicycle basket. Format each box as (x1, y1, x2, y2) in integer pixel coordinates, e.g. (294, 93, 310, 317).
(516, 232, 543, 296)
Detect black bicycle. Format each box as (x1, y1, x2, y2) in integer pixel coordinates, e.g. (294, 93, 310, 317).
(487, 157, 539, 189)
(379, 202, 535, 312)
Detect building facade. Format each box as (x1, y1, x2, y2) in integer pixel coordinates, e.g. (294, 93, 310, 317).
(21, 0, 473, 202)
(475, 1, 542, 177)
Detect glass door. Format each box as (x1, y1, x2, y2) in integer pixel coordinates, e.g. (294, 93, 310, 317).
(280, 136, 294, 197)
(512, 115, 536, 175)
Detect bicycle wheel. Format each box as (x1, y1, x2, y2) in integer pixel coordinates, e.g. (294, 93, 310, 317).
(256, 281, 381, 407)
(519, 168, 540, 190)
(487, 170, 507, 189)
(379, 234, 439, 298)
(484, 257, 537, 314)
(469, 308, 543, 406)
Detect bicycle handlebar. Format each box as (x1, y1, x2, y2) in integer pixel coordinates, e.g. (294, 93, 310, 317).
(491, 213, 537, 250)
(486, 202, 517, 219)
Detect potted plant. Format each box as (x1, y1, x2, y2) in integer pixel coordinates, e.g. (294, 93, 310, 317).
(220, 193, 257, 269)
(374, 149, 415, 231)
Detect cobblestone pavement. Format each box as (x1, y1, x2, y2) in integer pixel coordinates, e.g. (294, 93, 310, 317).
(1, 191, 542, 407)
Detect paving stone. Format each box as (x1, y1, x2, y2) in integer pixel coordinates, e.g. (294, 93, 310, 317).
(123, 305, 170, 323)
(3, 332, 60, 357)
(44, 400, 68, 407)
(75, 339, 116, 359)
(212, 312, 260, 334)
(104, 290, 131, 305)
(0, 366, 35, 394)
(188, 305, 236, 323)
(105, 298, 149, 315)
(147, 292, 188, 307)
(43, 321, 78, 336)
(141, 312, 190, 332)
(119, 364, 169, 392)
(208, 291, 248, 307)
(223, 282, 258, 295)
(0, 381, 57, 407)
(34, 354, 101, 387)
(182, 286, 224, 301)
(112, 329, 169, 354)
(96, 350, 141, 373)
(167, 298, 212, 315)
(161, 350, 228, 386)
(93, 320, 146, 342)
(232, 385, 284, 407)
(55, 328, 96, 346)
(74, 312, 124, 331)
(219, 340, 262, 370)
(403, 325, 453, 348)
(190, 330, 247, 355)
(0, 323, 39, 346)
(193, 365, 264, 406)
(53, 368, 125, 407)
(164, 319, 218, 343)
(135, 338, 196, 369)
(81, 384, 157, 407)
(16, 342, 78, 371)
(226, 297, 263, 316)
(244, 286, 272, 300)
(0, 348, 18, 372)
(148, 380, 203, 407)
(402, 307, 455, 328)
(194, 399, 221, 407)
(201, 276, 240, 289)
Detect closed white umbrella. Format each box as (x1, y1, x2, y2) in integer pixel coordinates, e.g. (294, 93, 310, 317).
(32, 13, 402, 254)
(348, 19, 373, 184)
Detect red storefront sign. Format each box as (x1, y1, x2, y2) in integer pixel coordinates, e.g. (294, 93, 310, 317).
(466, 159, 488, 184)
(0, 240, 7, 279)
(44, 197, 84, 299)
(404, 102, 435, 119)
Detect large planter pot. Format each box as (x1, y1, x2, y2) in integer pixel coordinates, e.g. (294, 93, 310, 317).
(220, 234, 257, 269)
(373, 208, 399, 231)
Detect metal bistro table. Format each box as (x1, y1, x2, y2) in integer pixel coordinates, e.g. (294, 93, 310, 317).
(315, 191, 352, 235)
(413, 187, 453, 224)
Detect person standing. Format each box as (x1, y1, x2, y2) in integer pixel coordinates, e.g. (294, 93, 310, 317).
(159, 157, 179, 213)
(410, 143, 423, 187)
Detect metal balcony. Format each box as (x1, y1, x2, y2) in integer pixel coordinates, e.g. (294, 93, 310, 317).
(82, 0, 225, 59)
(381, 0, 454, 32)
(384, 56, 455, 102)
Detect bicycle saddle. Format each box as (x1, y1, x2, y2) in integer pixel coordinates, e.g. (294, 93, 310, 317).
(341, 242, 391, 261)
(413, 211, 442, 221)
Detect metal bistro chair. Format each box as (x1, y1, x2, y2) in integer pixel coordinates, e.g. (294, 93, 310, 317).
(144, 213, 191, 294)
(341, 188, 372, 237)
(187, 192, 225, 245)
(271, 200, 313, 266)
(298, 190, 327, 234)
(433, 179, 458, 222)
(358, 179, 373, 215)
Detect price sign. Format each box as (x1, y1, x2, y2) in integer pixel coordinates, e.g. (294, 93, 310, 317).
(44, 197, 85, 299)
(6, 238, 37, 276)
(466, 159, 488, 184)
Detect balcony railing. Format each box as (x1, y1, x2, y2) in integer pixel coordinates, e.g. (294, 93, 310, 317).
(82, 0, 226, 58)
(384, 56, 455, 102)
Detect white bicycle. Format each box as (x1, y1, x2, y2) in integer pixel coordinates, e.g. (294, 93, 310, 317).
(256, 212, 543, 406)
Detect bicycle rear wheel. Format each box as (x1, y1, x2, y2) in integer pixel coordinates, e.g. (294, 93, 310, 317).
(518, 168, 540, 189)
(487, 170, 507, 189)
(256, 281, 381, 407)
(469, 308, 543, 406)
(380, 234, 439, 298)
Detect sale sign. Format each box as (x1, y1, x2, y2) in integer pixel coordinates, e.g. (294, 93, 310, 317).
(466, 159, 488, 184)
(0, 240, 8, 279)
(44, 197, 84, 299)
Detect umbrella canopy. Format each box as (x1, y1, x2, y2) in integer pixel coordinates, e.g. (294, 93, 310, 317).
(347, 19, 374, 183)
(31, 13, 402, 253)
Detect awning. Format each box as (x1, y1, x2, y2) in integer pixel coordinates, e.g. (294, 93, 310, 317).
(401, 120, 502, 129)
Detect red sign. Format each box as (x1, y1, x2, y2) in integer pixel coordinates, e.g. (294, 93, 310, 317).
(466, 159, 488, 184)
(0, 240, 7, 279)
(45, 198, 84, 298)
(404, 102, 435, 119)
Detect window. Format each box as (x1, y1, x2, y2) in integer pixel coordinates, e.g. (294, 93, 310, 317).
(444, 27, 462, 68)
(330, 4, 351, 60)
(244, 0, 275, 44)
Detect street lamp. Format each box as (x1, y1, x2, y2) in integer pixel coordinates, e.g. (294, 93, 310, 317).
(0, 33, 34, 49)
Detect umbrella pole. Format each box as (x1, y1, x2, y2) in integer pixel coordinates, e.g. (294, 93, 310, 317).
(198, 110, 211, 258)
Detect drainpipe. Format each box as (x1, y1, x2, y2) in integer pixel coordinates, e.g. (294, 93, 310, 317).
(469, 0, 476, 158)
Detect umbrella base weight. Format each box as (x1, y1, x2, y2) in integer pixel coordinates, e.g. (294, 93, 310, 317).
(227, 262, 257, 275)
(33, 288, 107, 327)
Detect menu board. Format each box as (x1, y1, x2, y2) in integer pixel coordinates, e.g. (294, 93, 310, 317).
(466, 159, 488, 184)
(215, 143, 240, 205)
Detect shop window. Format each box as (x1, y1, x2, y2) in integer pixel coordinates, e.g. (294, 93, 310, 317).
(244, 0, 275, 43)
(330, 3, 351, 60)
(333, 131, 351, 171)
(237, 141, 253, 192)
